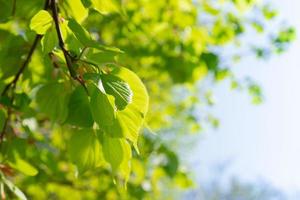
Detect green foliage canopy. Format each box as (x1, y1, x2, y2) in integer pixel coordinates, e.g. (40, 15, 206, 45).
(0, 0, 295, 199)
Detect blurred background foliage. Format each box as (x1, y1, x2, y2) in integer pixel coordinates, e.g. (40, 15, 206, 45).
(0, 0, 295, 199)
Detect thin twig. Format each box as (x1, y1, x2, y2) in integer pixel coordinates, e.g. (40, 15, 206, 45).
(0, 118, 8, 143)
(11, 0, 17, 16)
(50, 0, 76, 77)
(50, 0, 88, 93)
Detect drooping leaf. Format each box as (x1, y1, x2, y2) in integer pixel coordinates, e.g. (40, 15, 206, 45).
(41, 27, 57, 54)
(90, 0, 122, 15)
(68, 18, 123, 53)
(89, 84, 115, 127)
(68, 129, 104, 173)
(101, 74, 133, 110)
(103, 115, 124, 138)
(6, 139, 38, 176)
(64, 0, 88, 23)
(36, 82, 70, 122)
(106, 67, 149, 147)
(119, 138, 132, 185)
(85, 51, 118, 66)
(30, 10, 53, 35)
(112, 67, 149, 118)
(9, 156, 38, 176)
(68, 18, 93, 46)
(102, 135, 131, 172)
(66, 86, 94, 127)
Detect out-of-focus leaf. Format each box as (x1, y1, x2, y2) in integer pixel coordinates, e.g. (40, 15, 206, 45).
(64, 0, 88, 23)
(41, 27, 57, 54)
(102, 135, 131, 173)
(66, 85, 94, 127)
(90, 0, 121, 15)
(36, 82, 70, 122)
(68, 129, 104, 173)
(9, 157, 38, 176)
(67, 19, 122, 53)
(30, 10, 53, 34)
(1, 174, 27, 200)
(89, 84, 115, 127)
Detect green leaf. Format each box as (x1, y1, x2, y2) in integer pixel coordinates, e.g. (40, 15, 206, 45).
(5, 138, 38, 177)
(86, 51, 118, 66)
(1, 174, 27, 200)
(9, 157, 38, 176)
(64, 0, 88, 23)
(68, 18, 93, 46)
(68, 129, 103, 173)
(103, 115, 124, 138)
(36, 82, 70, 122)
(89, 84, 115, 127)
(66, 86, 94, 127)
(101, 74, 133, 110)
(112, 67, 149, 118)
(81, 0, 92, 7)
(41, 27, 57, 54)
(68, 18, 123, 53)
(105, 67, 149, 146)
(119, 138, 132, 184)
(30, 10, 53, 34)
(102, 136, 131, 172)
(91, 0, 121, 15)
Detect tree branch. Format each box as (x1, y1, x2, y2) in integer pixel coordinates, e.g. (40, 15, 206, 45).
(50, 0, 76, 78)
(0, 0, 51, 143)
(1, 0, 51, 97)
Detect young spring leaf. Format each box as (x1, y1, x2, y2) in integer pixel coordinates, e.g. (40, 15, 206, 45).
(8, 156, 38, 177)
(89, 84, 115, 127)
(67, 19, 123, 53)
(64, 0, 88, 23)
(6, 139, 38, 176)
(68, 129, 104, 174)
(41, 27, 57, 54)
(101, 74, 133, 110)
(102, 136, 131, 172)
(68, 18, 93, 46)
(90, 0, 121, 15)
(66, 85, 94, 127)
(104, 67, 149, 149)
(30, 10, 53, 35)
(36, 82, 70, 123)
(119, 138, 132, 185)
(85, 51, 118, 66)
(103, 115, 124, 138)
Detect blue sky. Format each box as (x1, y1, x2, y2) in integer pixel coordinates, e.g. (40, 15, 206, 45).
(190, 0, 300, 193)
